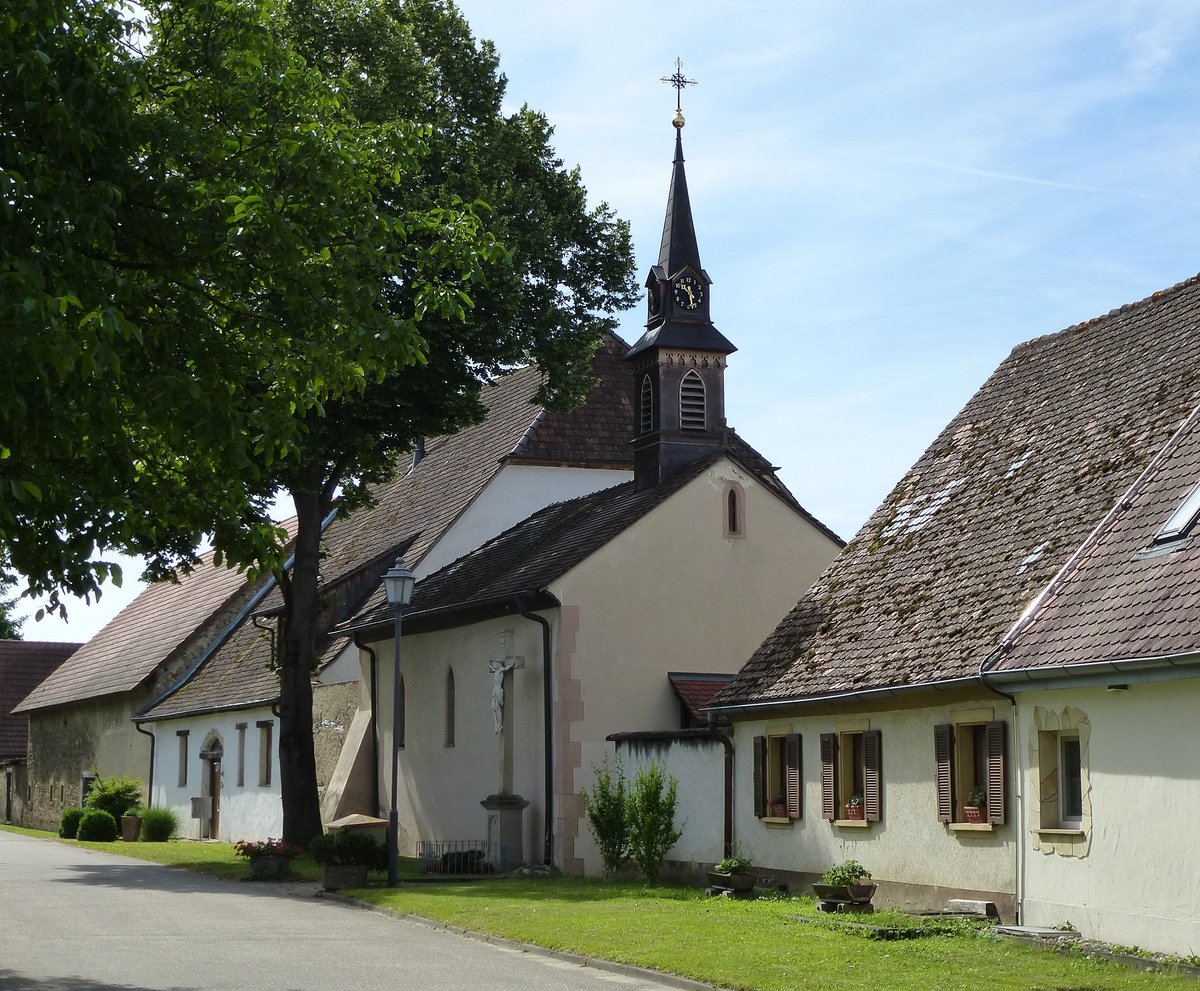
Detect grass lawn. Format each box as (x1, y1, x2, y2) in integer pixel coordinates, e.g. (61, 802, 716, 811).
(4, 825, 1194, 991)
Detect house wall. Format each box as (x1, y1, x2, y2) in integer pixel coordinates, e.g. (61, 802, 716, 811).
(559, 457, 841, 876)
(417, 465, 630, 577)
(612, 736, 727, 881)
(1017, 681, 1200, 955)
(729, 700, 1017, 916)
(372, 616, 551, 867)
(1, 759, 28, 825)
(148, 708, 281, 842)
(23, 692, 154, 830)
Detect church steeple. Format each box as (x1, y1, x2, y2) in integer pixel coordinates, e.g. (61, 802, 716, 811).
(627, 62, 736, 491)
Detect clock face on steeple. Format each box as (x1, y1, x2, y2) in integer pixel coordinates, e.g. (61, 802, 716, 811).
(673, 275, 703, 311)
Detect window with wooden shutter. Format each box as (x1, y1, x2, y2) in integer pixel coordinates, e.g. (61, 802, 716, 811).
(785, 733, 802, 819)
(753, 736, 766, 818)
(863, 730, 882, 822)
(986, 720, 1005, 825)
(936, 716, 1007, 825)
(934, 724, 954, 823)
(820, 733, 837, 820)
(757, 732, 802, 820)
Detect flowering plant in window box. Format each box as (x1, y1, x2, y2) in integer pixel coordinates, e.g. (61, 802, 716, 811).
(963, 786, 988, 823)
(235, 837, 302, 881)
(233, 837, 303, 860)
(844, 793, 865, 820)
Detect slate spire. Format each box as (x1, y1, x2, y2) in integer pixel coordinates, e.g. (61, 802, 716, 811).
(657, 127, 702, 279)
(626, 68, 736, 490)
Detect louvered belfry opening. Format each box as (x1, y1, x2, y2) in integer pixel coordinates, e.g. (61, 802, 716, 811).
(679, 369, 706, 430)
(639, 374, 654, 435)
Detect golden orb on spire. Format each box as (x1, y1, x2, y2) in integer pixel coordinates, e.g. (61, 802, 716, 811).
(673, 110, 685, 129)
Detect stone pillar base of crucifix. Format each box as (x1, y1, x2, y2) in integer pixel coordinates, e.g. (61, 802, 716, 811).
(481, 793, 529, 871)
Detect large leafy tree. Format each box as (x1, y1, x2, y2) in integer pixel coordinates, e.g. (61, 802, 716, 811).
(1, 0, 491, 611)
(2, 0, 634, 844)
(254, 0, 638, 843)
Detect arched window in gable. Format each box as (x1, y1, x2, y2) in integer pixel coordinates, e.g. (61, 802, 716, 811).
(724, 481, 746, 538)
(679, 370, 706, 431)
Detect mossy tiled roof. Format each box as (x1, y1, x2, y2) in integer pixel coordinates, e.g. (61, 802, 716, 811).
(720, 273, 1200, 707)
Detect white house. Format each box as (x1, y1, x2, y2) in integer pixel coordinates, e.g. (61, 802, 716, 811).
(711, 271, 1200, 955)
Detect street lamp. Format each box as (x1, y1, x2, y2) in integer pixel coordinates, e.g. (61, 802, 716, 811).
(383, 556, 415, 887)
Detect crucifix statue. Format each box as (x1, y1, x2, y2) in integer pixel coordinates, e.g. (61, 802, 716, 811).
(488, 656, 514, 735)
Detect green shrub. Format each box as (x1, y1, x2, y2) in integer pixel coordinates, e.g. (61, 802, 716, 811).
(822, 859, 872, 886)
(83, 773, 143, 821)
(76, 808, 118, 842)
(308, 827, 382, 867)
(625, 762, 683, 884)
(581, 757, 628, 877)
(59, 807, 86, 839)
(139, 806, 179, 842)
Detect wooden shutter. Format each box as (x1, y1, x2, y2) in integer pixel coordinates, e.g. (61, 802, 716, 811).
(820, 733, 837, 820)
(785, 733, 802, 820)
(864, 730, 882, 822)
(986, 720, 1006, 825)
(934, 724, 954, 823)
(752, 736, 767, 818)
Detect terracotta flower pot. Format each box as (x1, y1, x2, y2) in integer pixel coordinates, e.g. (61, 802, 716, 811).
(963, 806, 988, 824)
(844, 804, 865, 820)
(119, 814, 142, 843)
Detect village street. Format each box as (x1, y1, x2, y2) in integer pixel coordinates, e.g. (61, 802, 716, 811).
(0, 832, 692, 991)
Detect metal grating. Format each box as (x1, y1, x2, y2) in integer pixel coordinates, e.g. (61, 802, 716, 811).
(416, 839, 506, 875)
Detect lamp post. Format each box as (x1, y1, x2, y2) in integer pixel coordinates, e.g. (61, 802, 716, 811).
(382, 556, 415, 887)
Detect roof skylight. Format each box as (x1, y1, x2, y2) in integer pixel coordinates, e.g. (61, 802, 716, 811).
(1154, 480, 1200, 544)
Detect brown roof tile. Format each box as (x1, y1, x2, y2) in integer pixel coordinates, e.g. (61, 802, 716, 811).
(996, 403, 1200, 670)
(719, 272, 1200, 707)
(668, 672, 735, 723)
(0, 640, 80, 756)
(138, 339, 636, 718)
(13, 549, 256, 713)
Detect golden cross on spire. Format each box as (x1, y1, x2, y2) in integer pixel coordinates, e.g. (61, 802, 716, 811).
(660, 57, 696, 126)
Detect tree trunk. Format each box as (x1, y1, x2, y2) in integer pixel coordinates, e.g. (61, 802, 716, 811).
(277, 483, 326, 846)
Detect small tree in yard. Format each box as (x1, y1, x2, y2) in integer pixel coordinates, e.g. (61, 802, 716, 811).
(581, 758, 628, 877)
(626, 763, 684, 884)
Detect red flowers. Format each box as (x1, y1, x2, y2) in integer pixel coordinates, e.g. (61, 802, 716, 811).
(233, 837, 302, 859)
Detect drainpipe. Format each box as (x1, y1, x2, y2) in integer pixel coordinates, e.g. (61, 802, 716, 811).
(517, 596, 554, 866)
(707, 712, 734, 859)
(356, 636, 381, 816)
(979, 648, 1022, 924)
(134, 722, 155, 808)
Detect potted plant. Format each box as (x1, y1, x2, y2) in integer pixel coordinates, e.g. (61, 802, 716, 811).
(963, 785, 988, 823)
(234, 837, 303, 881)
(844, 793, 865, 820)
(120, 807, 144, 843)
(309, 827, 383, 890)
(769, 795, 787, 818)
(812, 859, 876, 908)
(707, 855, 757, 893)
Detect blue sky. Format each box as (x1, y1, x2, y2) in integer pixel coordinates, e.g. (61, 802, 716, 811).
(18, 0, 1200, 640)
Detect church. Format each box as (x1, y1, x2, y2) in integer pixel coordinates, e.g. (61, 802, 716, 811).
(18, 97, 840, 876)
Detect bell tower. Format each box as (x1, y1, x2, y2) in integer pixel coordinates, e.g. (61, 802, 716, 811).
(627, 60, 736, 491)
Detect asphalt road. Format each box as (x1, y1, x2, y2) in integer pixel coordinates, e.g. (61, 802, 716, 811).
(0, 832, 697, 991)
